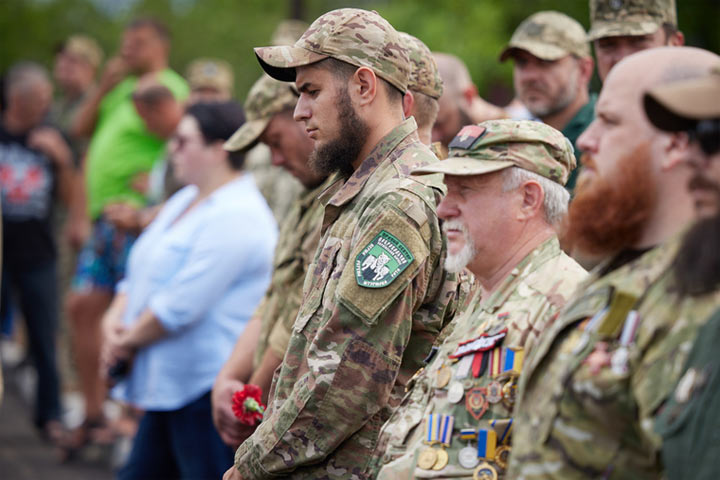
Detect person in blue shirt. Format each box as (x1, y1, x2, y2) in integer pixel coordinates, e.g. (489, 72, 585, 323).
(101, 101, 277, 480)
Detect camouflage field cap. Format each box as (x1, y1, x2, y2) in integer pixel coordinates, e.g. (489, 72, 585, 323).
(644, 64, 720, 132)
(254, 8, 411, 93)
(399, 32, 443, 99)
(271, 19, 310, 46)
(500, 11, 590, 62)
(62, 35, 104, 69)
(588, 0, 677, 41)
(186, 58, 234, 95)
(224, 74, 298, 152)
(413, 120, 577, 186)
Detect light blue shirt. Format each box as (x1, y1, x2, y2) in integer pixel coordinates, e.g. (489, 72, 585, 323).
(112, 175, 277, 410)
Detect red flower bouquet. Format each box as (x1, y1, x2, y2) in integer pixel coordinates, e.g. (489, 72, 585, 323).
(231, 384, 266, 426)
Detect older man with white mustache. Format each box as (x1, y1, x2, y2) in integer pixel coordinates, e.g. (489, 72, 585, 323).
(367, 119, 587, 479)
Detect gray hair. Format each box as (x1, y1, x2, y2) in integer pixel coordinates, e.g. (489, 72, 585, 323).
(4, 61, 50, 97)
(501, 166, 570, 225)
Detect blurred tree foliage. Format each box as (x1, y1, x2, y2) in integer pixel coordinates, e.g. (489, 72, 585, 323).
(1, 0, 718, 104)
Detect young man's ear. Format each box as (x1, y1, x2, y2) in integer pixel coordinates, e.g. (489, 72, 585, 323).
(350, 66, 378, 106)
(402, 90, 415, 119)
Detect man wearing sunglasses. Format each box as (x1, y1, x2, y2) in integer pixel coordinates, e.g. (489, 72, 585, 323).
(643, 63, 720, 480)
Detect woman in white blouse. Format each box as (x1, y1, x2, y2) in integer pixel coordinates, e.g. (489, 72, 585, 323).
(101, 101, 277, 479)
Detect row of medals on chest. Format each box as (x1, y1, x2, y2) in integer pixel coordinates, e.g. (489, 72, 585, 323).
(415, 324, 522, 479)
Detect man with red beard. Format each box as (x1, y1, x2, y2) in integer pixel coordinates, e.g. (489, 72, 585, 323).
(507, 46, 720, 479)
(643, 63, 720, 480)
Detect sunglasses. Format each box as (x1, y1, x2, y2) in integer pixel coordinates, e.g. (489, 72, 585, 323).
(688, 119, 720, 157)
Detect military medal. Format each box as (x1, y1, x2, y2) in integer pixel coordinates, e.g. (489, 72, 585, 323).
(501, 377, 517, 409)
(583, 341, 612, 374)
(611, 310, 640, 375)
(572, 308, 608, 355)
(418, 448, 438, 470)
(466, 387, 489, 420)
(435, 365, 452, 389)
(494, 445, 510, 470)
(501, 347, 524, 374)
(448, 381, 465, 404)
(473, 462, 498, 480)
(458, 445, 479, 469)
(432, 448, 449, 470)
(419, 413, 441, 469)
(485, 380, 503, 404)
(449, 330, 507, 359)
(455, 354, 474, 379)
(476, 428, 497, 461)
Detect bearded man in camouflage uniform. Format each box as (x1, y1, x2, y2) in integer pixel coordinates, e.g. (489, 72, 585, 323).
(643, 62, 720, 480)
(224, 8, 465, 479)
(508, 47, 720, 479)
(367, 120, 587, 480)
(211, 74, 332, 448)
(589, 0, 684, 82)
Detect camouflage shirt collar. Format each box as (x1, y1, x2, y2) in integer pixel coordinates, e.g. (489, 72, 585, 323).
(324, 117, 419, 209)
(298, 174, 336, 209)
(480, 235, 562, 314)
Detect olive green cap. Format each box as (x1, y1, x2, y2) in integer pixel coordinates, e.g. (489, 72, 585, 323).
(588, 0, 677, 41)
(399, 32, 443, 99)
(254, 8, 411, 93)
(224, 74, 298, 152)
(413, 119, 577, 186)
(500, 11, 590, 62)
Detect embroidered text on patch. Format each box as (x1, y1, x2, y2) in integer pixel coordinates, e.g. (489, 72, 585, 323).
(354, 230, 414, 288)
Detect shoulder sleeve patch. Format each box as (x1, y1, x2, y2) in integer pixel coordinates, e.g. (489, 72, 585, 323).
(354, 230, 414, 288)
(338, 203, 430, 325)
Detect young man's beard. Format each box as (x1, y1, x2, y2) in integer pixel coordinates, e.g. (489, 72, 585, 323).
(673, 176, 720, 296)
(563, 143, 657, 257)
(309, 85, 370, 177)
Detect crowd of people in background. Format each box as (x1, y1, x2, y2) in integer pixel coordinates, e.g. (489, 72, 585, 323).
(1, 0, 719, 479)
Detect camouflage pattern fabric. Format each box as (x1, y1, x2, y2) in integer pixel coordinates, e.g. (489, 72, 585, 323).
(414, 120, 577, 186)
(244, 144, 304, 225)
(252, 175, 336, 368)
(255, 8, 411, 93)
(225, 74, 299, 152)
(509, 235, 720, 479)
(185, 58, 234, 95)
(370, 237, 586, 479)
(588, 0, 677, 41)
(655, 307, 720, 480)
(499, 10, 590, 62)
(399, 32, 443, 100)
(233, 118, 467, 478)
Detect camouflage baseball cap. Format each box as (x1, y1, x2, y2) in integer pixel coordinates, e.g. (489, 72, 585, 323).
(254, 8, 411, 93)
(588, 0, 677, 41)
(271, 19, 310, 46)
(500, 11, 590, 62)
(644, 64, 720, 132)
(61, 35, 104, 69)
(412, 120, 577, 186)
(186, 58, 234, 95)
(399, 32, 443, 99)
(224, 74, 298, 152)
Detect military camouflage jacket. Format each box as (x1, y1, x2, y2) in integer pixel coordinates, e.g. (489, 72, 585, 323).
(509, 236, 720, 479)
(252, 175, 337, 368)
(246, 143, 305, 223)
(369, 237, 586, 479)
(234, 118, 464, 479)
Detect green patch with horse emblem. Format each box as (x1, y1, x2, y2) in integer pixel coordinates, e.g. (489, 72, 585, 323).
(354, 230, 414, 288)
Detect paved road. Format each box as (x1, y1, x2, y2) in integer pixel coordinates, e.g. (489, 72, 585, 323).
(0, 374, 114, 480)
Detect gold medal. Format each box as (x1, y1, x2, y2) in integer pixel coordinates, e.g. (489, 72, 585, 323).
(432, 448, 449, 470)
(435, 365, 452, 389)
(494, 445, 510, 470)
(473, 462, 498, 480)
(418, 448, 438, 470)
(501, 377, 517, 409)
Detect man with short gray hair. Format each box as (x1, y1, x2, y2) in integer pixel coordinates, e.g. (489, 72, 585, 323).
(500, 10, 596, 190)
(367, 120, 586, 479)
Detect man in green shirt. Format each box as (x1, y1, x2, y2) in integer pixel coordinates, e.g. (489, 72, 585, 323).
(63, 17, 188, 451)
(500, 11, 596, 191)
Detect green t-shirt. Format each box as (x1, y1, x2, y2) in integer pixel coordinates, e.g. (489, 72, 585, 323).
(85, 69, 188, 219)
(562, 93, 597, 192)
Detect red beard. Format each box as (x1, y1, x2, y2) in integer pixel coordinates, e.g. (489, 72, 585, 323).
(563, 144, 657, 257)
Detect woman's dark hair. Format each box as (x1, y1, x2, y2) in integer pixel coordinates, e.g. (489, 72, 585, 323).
(185, 101, 247, 170)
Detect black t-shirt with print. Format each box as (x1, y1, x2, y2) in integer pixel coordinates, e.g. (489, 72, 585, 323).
(0, 123, 57, 269)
